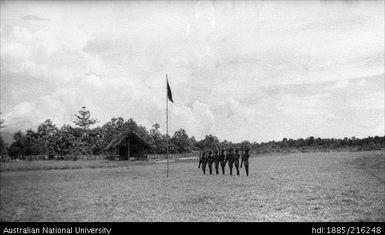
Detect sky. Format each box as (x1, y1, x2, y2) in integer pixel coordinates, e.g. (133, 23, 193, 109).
(1, 0, 384, 142)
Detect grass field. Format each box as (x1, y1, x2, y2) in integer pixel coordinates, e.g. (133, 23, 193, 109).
(0, 159, 152, 172)
(0, 151, 384, 222)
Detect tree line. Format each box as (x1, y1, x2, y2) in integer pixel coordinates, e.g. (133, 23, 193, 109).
(0, 107, 384, 159)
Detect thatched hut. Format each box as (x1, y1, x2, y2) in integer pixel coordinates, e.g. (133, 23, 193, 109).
(105, 132, 152, 160)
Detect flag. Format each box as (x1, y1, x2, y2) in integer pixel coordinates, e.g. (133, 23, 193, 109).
(167, 76, 174, 103)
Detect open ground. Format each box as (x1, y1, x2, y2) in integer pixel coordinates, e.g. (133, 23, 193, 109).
(0, 151, 384, 222)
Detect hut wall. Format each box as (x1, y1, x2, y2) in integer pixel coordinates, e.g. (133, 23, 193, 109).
(131, 149, 147, 160)
(111, 134, 151, 161)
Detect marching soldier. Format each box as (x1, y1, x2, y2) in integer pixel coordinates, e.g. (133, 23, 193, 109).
(234, 149, 241, 176)
(219, 149, 226, 174)
(198, 151, 207, 174)
(226, 148, 234, 176)
(241, 148, 250, 176)
(207, 150, 214, 174)
(213, 150, 220, 174)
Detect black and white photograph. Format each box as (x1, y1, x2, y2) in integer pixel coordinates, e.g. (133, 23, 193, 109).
(0, 0, 384, 224)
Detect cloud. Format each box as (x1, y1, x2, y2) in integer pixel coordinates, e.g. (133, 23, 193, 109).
(3, 102, 45, 130)
(171, 101, 215, 139)
(329, 79, 350, 90)
(22, 15, 49, 21)
(1, 1, 383, 142)
(353, 91, 384, 110)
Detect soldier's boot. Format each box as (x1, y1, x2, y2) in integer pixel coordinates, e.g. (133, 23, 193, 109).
(236, 166, 239, 176)
(229, 167, 232, 175)
(246, 165, 249, 176)
(209, 166, 212, 174)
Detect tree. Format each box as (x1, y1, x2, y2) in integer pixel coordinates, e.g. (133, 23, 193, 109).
(0, 112, 7, 155)
(88, 126, 105, 155)
(8, 131, 27, 158)
(0, 135, 5, 155)
(149, 123, 167, 153)
(25, 129, 46, 155)
(0, 112, 6, 129)
(102, 117, 126, 149)
(170, 128, 191, 153)
(73, 107, 99, 155)
(37, 119, 59, 157)
(54, 124, 76, 156)
(73, 106, 98, 130)
(240, 140, 252, 151)
(197, 134, 220, 151)
(306, 136, 315, 146)
(124, 118, 151, 143)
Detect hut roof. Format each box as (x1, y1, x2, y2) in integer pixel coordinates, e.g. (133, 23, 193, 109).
(105, 131, 152, 151)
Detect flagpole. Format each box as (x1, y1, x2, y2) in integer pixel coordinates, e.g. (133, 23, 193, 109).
(166, 74, 169, 177)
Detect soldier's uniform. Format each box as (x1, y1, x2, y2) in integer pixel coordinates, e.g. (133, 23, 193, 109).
(226, 149, 234, 176)
(234, 149, 241, 176)
(199, 152, 207, 174)
(207, 151, 214, 174)
(219, 149, 226, 174)
(213, 150, 220, 174)
(241, 149, 250, 176)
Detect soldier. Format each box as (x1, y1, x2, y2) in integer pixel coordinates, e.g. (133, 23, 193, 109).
(198, 151, 207, 174)
(207, 150, 214, 174)
(241, 148, 250, 176)
(226, 148, 234, 176)
(213, 150, 220, 174)
(198, 151, 203, 168)
(234, 149, 241, 176)
(219, 149, 226, 174)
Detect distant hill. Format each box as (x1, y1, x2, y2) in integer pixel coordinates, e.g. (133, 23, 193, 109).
(0, 131, 14, 145)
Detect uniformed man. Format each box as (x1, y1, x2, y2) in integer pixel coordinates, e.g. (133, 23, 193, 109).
(226, 148, 234, 176)
(213, 150, 220, 175)
(198, 151, 203, 168)
(207, 150, 214, 174)
(234, 149, 241, 176)
(219, 149, 226, 175)
(241, 148, 250, 176)
(198, 151, 207, 174)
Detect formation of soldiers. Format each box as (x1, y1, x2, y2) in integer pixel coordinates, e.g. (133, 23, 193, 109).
(198, 148, 250, 176)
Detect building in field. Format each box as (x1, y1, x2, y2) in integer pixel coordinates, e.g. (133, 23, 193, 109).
(105, 132, 152, 160)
